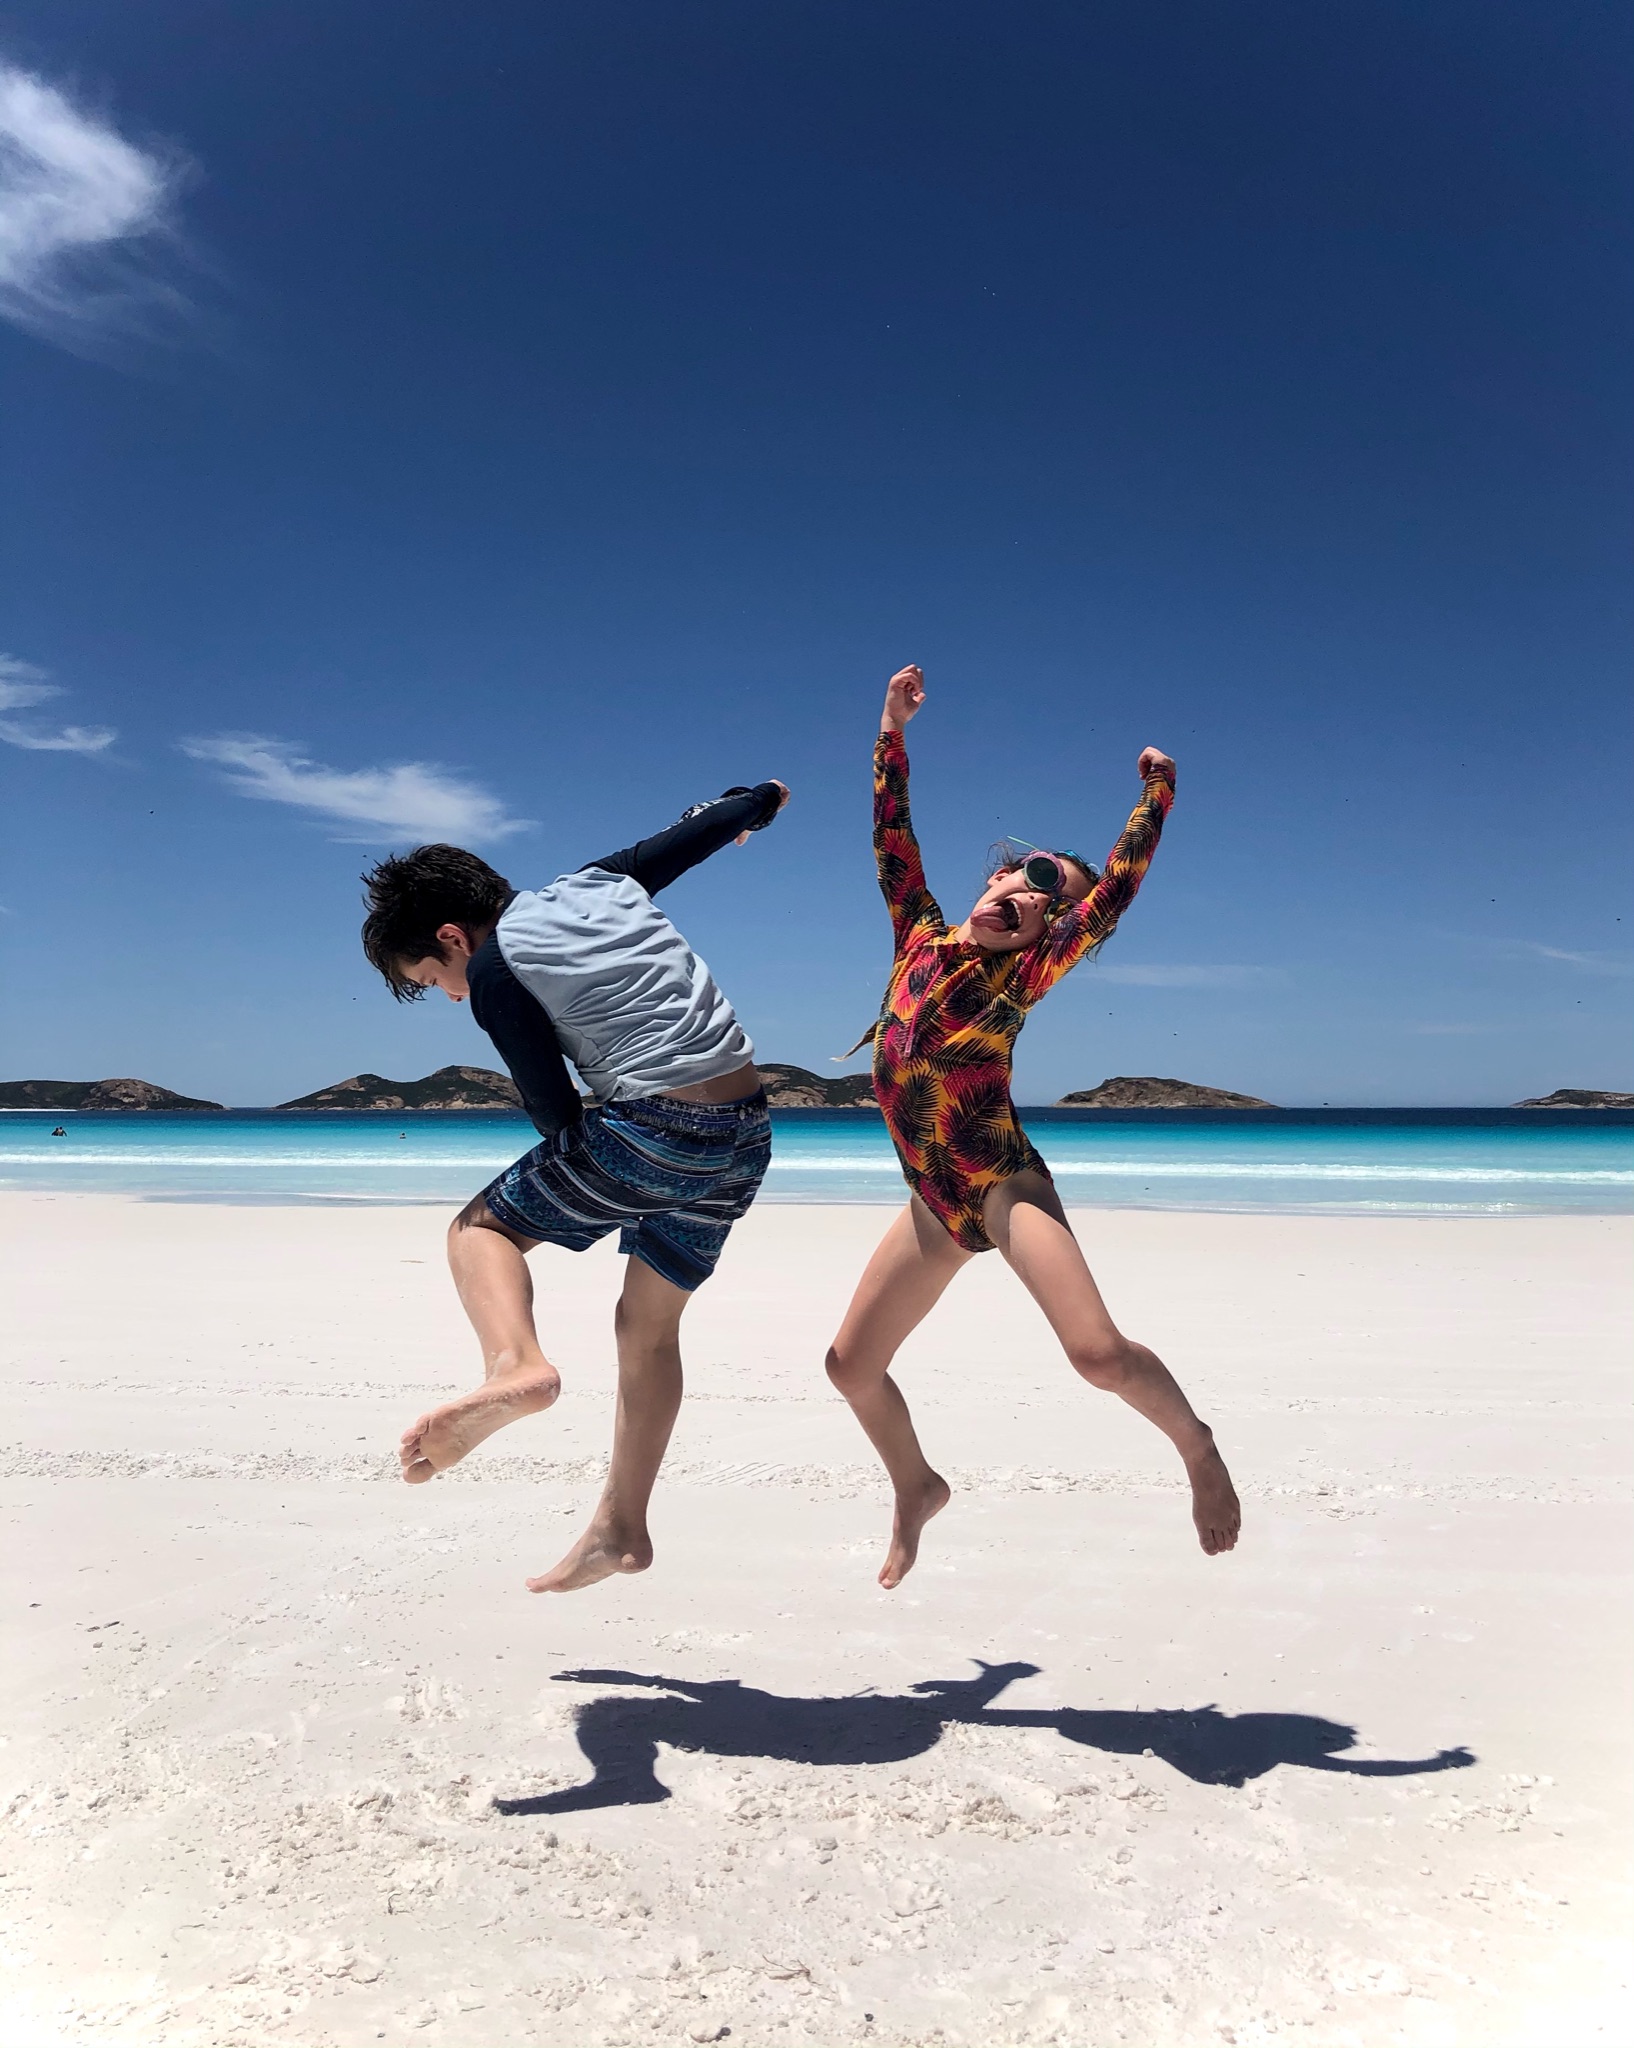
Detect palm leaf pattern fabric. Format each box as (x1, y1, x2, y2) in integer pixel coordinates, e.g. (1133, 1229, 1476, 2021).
(869, 726, 1174, 1251)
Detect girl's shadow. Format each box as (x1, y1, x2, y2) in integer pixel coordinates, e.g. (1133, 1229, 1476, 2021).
(494, 1660, 1474, 1814)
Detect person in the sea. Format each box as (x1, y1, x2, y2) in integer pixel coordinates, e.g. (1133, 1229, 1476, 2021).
(825, 664, 1240, 1587)
(360, 777, 789, 1592)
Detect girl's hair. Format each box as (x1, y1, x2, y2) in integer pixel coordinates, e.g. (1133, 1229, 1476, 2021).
(360, 843, 514, 1001)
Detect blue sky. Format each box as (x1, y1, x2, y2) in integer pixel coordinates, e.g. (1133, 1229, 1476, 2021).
(1, 0, 1629, 1107)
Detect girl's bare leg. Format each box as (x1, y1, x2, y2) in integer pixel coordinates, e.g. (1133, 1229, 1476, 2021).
(983, 1171, 1240, 1554)
(826, 1197, 972, 1587)
(399, 1197, 562, 1483)
(529, 1253, 691, 1593)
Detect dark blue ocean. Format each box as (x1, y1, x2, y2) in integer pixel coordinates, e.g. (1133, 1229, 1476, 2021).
(3, 1108, 1630, 1214)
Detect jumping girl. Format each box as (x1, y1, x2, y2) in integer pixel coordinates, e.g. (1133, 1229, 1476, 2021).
(825, 665, 1240, 1587)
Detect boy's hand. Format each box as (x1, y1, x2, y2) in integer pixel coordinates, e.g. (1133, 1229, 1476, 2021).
(881, 664, 926, 732)
(736, 780, 790, 845)
(1137, 746, 1175, 782)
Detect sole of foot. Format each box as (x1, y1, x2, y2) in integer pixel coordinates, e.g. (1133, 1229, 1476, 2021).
(879, 1472, 952, 1590)
(527, 1529, 653, 1594)
(399, 1366, 560, 1483)
(1188, 1442, 1241, 1555)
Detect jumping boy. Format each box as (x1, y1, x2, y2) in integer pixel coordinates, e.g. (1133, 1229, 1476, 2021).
(361, 777, 789, 1592)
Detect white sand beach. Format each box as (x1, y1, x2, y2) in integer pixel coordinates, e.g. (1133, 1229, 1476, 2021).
(2, 1193, 1630, 2047)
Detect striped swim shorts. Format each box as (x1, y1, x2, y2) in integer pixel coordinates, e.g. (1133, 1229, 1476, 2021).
(481, 1090, 772, 1292)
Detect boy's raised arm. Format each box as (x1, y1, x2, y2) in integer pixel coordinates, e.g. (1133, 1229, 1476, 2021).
(585, 781, 789, 895)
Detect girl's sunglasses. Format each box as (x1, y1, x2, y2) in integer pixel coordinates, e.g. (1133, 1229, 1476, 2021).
(1016, 847, 1099, 898)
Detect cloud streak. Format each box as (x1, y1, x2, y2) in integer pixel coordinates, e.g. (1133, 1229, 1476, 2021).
(182, 734, 531, 844)
(0, 59, 189, 353)
(0, 652, 116, 754)
(1490, 939, 1634, 979)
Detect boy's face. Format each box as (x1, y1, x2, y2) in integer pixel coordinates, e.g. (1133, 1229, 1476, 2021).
(401, 923, 479, 1002)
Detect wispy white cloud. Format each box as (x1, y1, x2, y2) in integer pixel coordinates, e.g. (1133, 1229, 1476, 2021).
(181, 734, 530, 844)
(1094, 963, 1276, 988)
(0, 59, 190, 354)
(0, 651, 116, 753)
(1492, 939, 1634, 979)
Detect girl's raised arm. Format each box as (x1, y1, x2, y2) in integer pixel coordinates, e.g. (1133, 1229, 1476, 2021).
(874, 665, 944, 950)
(1008, 751, 1176, 1003)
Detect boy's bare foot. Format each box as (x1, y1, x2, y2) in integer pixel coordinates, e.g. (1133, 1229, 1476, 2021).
(399, 1365, 560, 1483)
(879, 1471, 952, 1590)
(527, 1517, 653, 1594)
(1186, 1439, 1241, 1554)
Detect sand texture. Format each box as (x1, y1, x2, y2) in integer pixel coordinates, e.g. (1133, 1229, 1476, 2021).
(1, 1195, 1630, 2047)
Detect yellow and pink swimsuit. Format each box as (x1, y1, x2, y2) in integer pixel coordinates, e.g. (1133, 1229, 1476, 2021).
(869, 727, 1174, 1251)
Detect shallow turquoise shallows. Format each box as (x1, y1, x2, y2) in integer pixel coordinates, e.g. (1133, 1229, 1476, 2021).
(2, 1108, 1631, 1214)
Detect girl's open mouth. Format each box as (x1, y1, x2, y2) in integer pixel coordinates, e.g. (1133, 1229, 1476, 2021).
(997, 899, 1021, 931)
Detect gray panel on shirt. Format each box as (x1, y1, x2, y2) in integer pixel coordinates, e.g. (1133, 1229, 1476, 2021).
(497, 869, 753, 1102)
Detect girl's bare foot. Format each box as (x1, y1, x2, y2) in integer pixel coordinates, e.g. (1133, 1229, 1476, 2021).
(527, 1517, 653, 1593)
(399, 1365, 560, 1483)
(879, 1472, 952, 1589)
(1187, 1439, 1241, 1554)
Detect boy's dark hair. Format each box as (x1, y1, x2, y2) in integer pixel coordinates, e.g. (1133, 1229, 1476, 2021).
(360, 844, 514, 1001)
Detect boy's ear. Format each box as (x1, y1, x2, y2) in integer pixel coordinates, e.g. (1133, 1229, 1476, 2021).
(434, 921, 473, 959)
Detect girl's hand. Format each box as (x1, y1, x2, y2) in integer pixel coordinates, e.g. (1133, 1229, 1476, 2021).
(1137, 745, 1175, 781)
(882, 665, 926, 731)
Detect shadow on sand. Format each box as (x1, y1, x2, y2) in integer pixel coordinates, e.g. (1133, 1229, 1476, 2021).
(494, 1660, 1475, 1815)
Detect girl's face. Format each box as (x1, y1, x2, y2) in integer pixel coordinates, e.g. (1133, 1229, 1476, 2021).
(964, 858, 1092, 952)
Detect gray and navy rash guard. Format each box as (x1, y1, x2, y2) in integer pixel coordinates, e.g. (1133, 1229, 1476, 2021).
(466, 783, 782, 1136)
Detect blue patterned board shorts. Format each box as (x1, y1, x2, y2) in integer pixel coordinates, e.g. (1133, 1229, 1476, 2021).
(482, 1090, 772, 1293)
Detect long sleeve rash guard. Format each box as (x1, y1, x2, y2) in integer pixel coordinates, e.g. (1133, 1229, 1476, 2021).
(466, 782, 783, 1137)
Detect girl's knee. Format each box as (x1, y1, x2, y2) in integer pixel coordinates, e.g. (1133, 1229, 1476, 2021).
(1068, 1338, 1132, 1391)
(825, 1344, 878, 1397)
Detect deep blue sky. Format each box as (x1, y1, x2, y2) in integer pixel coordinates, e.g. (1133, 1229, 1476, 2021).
(1, 0, 1629, 1106)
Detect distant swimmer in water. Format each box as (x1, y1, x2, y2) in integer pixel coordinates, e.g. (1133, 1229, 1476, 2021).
(824, 664, 1240, 1588)
(51, 1126, 67, 1137)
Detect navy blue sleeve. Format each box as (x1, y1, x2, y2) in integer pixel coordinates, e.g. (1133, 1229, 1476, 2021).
(585, 782, 784, 895)
(466, 931, 583, 1139)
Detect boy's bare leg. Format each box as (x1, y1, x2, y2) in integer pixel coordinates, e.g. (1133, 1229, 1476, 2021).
(399, 1197, 562, 1483)
(825, 1197, 971, 1588)
(529, 1254, 690, 1593)
(984, 1172, 1241, 1555)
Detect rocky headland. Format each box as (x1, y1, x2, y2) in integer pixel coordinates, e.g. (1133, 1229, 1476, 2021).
(1513, 1088, 1634, 1109)
(277, 1066, 524, 1111)
(756, 1064, 878, 1108)
(1055, 1075, 1274, 1108)
(0, 1078, 225, 1111)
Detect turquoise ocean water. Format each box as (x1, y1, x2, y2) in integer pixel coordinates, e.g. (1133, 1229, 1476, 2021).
(2, 1108, 1630, 1214)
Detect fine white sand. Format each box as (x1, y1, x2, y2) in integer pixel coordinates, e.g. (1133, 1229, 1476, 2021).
(1, 1193, 1630, 2048)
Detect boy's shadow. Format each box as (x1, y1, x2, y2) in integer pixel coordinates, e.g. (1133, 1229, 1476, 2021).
(494, 1660, 1475, 1815)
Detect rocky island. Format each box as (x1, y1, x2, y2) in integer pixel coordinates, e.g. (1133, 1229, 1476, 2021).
(1055, 1075, 1275, 1108)
(275, 1064, 879, 1111)
(756, 1064, 878, 1108)
(0, 1078, 225, 1111)
(1514, 1088, 1634, 1109)
(277, 1066, 524, 1111)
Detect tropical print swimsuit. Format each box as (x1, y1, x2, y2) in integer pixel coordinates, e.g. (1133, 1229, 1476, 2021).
(869, 727, 1175, 1252)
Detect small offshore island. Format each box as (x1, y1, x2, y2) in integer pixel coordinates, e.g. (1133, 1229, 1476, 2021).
(4, 1072, 1633, 1113)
